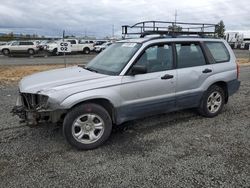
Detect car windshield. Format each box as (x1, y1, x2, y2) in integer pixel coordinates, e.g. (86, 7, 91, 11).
(85, 42, 141, 75)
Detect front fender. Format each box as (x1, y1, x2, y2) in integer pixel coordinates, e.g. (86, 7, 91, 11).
(59, 87, 122, 109)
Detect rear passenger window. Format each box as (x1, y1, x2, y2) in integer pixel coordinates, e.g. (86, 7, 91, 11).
(176, 43, 206, 68)
(205, 42, 230, 63)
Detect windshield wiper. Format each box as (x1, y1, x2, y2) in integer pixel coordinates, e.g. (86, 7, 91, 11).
(84, 67, 99, 73)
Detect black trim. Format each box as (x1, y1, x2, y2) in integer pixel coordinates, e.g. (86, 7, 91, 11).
(227, 79, 240, 96)
(200, 41, 216, 64)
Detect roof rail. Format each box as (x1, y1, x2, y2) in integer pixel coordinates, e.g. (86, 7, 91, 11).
(122, 21, 218, 38)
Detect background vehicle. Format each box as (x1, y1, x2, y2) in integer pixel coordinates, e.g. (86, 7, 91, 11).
(12, 21, 240, 150)
(37, 40, 50, 50)
(94, 42, 112, 52)
(0, 41, 38, 56)
(0, 41, 7, 46)
(46, 39, 94, 55)
(94, 40, 109, 46)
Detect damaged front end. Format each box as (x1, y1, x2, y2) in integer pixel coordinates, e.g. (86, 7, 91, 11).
(11, 92, 65, 126)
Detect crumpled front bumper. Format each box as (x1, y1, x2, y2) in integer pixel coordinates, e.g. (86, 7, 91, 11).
(11, 93, 62, 126)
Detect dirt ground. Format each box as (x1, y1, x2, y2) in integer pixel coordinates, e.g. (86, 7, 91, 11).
(0, 64, 73, 85)
(0, 59, 249, 85)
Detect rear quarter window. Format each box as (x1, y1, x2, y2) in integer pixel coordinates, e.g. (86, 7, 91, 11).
(205, 42, 230, 63)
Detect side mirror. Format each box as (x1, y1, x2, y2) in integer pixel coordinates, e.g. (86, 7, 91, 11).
(131, 65, 147, 75)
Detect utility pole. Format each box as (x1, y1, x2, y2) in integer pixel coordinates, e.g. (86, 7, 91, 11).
(84, 29, 87, 38)
(112, 24, 114, 38)
(63, 30, 66, 68)
(174, 10, 177, 25)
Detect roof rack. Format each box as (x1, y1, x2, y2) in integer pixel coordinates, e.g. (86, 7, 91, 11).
(122, 21, 218, 38)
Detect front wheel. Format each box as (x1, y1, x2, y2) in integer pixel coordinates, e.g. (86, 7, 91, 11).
(2, 49, 10, 56)
(63, 103, 112, 150)
(198, 85, 225, 117)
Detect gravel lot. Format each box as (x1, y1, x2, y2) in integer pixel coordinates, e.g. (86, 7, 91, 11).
(0, 66, 249, 187)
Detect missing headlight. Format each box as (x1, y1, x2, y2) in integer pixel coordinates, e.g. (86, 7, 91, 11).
(21, 93, 48, 110)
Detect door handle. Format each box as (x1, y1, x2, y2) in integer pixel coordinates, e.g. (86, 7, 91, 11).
(202, 68, 212, 73)
(161, 74, 174, 80)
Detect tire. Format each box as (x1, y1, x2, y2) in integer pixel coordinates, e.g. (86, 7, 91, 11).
(198, 85, 225, 117)
(63, 103, 112, 150)
(2, 49, 10, 56)
(83, 47, 90, 54)
(28, 49, 35, 55)
(52, 48, 58, 56)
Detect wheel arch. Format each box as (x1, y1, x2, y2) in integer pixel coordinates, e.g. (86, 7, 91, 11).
(208, 81, 229, 103)
(69, 98, 116, 124)
(2, 48, 10, 52)
(83, 47, 90, 50)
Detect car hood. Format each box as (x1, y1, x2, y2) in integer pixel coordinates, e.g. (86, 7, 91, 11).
(19, 66, 109, 93)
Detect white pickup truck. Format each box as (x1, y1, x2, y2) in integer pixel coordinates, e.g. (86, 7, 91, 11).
(46, 39, 94, 55)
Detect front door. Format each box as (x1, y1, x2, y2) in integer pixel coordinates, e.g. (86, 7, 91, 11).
(119, 43, 176, 121)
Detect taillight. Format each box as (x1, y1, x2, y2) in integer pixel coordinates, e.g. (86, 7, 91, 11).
(236, 63, 239, 79)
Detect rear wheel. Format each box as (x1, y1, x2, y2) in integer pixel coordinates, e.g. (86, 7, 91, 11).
(2, 49, 10, 56)
(83, 47, 90, 54)
(28, 49, 35, 56)
(198, 85, 225, 117)
(63, 103, 112, 150)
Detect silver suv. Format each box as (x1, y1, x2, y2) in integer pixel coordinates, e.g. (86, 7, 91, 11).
(1, 41, 38, 56)
(12, 21, 240, 150)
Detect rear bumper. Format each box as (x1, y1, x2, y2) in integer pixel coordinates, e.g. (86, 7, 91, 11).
(228, 79, 240, 96)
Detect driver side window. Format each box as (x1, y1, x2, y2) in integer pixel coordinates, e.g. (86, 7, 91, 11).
(11, 42, 19, 46)
(134, 43, 173, 73)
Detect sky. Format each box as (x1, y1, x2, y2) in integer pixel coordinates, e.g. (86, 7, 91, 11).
(0, 0, 250, 38)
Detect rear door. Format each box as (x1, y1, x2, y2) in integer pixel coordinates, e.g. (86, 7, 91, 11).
(18, 42, 28, 52)
(120, 43, 176, 120)
(175, 42, 214, 108)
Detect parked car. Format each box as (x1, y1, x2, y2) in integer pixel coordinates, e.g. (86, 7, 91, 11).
(46, 39, 94, 55)
(12, 22, 240, 150)
(0, 41, 7, 46)
(0, 41, 15, 54)
(37, 40, 50, 50)
(94, 40, 109, 46)
(94, 42, 113, 53)
(44, 40, 59, 55)
(0, 41, 39, 56)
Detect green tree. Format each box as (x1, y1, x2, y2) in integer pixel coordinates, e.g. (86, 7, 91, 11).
(168, 25, 182, 32)
(215, 20, 225, 38)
